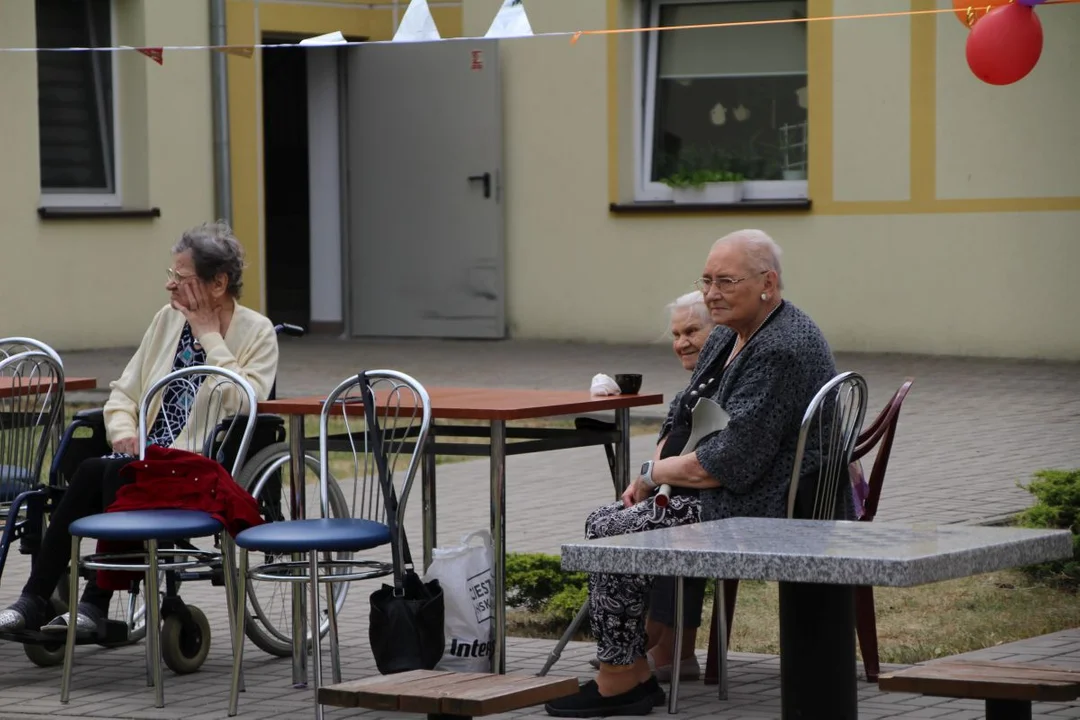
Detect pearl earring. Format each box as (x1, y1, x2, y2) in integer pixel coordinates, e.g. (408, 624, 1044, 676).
(760, 293, 768, 301)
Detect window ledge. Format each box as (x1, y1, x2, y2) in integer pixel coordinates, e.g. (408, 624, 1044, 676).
(38, 206, 161, 220)
(610, 199, 812, 215)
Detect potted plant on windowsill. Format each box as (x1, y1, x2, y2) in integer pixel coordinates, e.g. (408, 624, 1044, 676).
(661, 168, 745, 204)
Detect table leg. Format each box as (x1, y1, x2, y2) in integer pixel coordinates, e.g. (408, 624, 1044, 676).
(986, 699, 1032, 720)
(422, 434, 437, 572)
(614, 408, 631, 493)
(779, 582, 856, 720)
(288, 414, 308, 687)
(490, 420, 507, 674)
(668, 576, 685, 714)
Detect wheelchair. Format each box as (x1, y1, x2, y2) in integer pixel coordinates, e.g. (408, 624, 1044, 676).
(0, 323, 348, 670)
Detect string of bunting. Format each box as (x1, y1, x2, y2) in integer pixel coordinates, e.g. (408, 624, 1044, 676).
(6, 0, 1076, 86)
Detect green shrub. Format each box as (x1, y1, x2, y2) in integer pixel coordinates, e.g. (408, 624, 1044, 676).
(505, 553, 588, 613)
(1017, 469, 1080, 588)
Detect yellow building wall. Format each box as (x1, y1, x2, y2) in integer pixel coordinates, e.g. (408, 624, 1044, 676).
(463, 0, 1080, 359)
(225, 0, 465, 314)
(0, 0, 215, 351)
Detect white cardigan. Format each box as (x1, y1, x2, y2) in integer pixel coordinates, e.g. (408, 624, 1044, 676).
(103, 303, 279, 451)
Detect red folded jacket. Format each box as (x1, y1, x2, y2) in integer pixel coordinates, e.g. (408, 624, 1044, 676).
(94, 446, 265, 591)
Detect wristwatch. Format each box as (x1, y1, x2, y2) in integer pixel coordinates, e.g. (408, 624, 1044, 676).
(640, 460, 656, 489)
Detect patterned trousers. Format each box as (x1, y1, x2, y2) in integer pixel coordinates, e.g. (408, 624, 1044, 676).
(585, 495, 701, 666)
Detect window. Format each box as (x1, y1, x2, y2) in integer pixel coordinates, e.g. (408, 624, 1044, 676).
(36, 0, 119, 205)
(640, 0, 808, 202)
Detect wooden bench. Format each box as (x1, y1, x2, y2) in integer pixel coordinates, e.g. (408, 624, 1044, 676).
(879, 659, 1080, 720)
(318, 670, 579, 720)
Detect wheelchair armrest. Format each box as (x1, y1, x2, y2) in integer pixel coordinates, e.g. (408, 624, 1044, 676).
(73, 408, 105, 424)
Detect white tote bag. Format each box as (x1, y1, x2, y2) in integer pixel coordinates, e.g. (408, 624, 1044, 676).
(421, 530, 495, 672)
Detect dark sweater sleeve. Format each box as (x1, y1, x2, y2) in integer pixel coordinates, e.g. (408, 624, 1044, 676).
(694, 345, 803, 494)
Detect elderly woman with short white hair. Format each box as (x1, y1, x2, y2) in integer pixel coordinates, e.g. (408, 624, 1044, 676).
(547, 230, 837, 717)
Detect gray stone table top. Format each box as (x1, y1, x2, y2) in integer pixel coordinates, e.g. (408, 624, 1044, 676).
(560, 517, 1072, 587)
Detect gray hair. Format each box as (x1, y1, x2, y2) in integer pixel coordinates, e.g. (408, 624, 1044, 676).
(711, 229, 784, 290)
(666, 290, 712, 326)
(172, 220, 246, 298)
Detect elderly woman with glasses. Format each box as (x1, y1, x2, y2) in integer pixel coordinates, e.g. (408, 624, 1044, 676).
(546, 229, 837, 717)
(0, 221, 278, 636)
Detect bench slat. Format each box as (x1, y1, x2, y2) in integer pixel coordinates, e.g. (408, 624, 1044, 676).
(880, 661, 1080, 703)
(319, 671, 579, 717)
(441, 675, 580, 717)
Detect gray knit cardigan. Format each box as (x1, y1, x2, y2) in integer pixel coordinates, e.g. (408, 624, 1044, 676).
(659, 301, 838, 522)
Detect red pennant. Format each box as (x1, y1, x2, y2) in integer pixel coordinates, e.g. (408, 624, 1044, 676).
(137, 47, 164, 65)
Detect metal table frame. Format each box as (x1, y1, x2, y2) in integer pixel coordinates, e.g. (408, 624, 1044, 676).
(262, 389, 664, 685)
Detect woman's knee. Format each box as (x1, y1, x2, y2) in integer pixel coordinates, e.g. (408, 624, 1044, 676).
(584, 502, 622, 537)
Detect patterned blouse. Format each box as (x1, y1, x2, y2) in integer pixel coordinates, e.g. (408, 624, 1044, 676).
(106, 323, 205, 458)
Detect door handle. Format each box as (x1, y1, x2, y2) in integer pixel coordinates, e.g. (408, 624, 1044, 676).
(468, 172, 492, 199)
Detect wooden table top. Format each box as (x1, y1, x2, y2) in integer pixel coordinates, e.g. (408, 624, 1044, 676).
(258, 386, 665, 421)
(0, 376, 97, 398)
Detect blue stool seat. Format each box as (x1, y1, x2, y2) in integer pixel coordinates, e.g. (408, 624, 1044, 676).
(0, 466, 33, 502)
(70, 510, 223, 541)
(235, 518, 391, 553)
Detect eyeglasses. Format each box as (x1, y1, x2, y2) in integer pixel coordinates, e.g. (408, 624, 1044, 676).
(694, 271, 767, 295)
(166, 268, 196, 283)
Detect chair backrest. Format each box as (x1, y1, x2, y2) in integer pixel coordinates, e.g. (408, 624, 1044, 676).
(0, 351, 66, 487)
(319, 370, 432, 575)
(0, 337, 63, 368)
(0, 338, 65, 453)
(786, 371, 869, 520)
(138, 366, 259, 477)
(851, 378, 914, 522)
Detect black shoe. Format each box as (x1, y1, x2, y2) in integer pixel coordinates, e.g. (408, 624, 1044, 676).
(545, 680, 656, 718)
(642, 676, 666, 708)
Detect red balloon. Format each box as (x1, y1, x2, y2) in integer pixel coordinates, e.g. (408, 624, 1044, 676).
(966, 3, 1044, 86)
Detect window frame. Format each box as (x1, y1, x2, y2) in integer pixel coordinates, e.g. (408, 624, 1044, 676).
(636, 0, 810, 203)
(38, 0, 123, 208)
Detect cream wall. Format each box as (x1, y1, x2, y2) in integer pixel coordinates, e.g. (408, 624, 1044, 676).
(464, 0, 1080, 359)
(0, 0, 215, 351)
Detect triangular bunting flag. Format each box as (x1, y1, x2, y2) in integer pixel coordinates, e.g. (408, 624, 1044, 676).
(213, 46, 255, 58)
(299, 31, 347, 46)
(393, 0, 441, 42)
(136, 46, 164, 65)
(485, 0, 533, 38)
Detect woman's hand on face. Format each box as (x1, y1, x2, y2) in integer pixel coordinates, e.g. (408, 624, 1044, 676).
(174, 279, 222, 339)
(112, 437, 139, 456)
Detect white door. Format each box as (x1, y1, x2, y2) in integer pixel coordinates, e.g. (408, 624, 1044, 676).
(347, 40, 505, 338)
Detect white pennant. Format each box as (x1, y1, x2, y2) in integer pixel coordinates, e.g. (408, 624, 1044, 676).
(485, 0, 533, 38)
(394, 0, 442, 42)
(299, 31, 346, 46)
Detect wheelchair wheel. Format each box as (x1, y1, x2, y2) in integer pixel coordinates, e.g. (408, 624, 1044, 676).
(161, 605, 210, 674)
(23, 599, 67, 667)
(24, 640, 65, 668)
(234, 442, 351, 657)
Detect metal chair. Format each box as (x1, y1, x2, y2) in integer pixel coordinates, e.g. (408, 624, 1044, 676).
(0, 338, 65, 457)
(0, 351, 65, 583)
(696, 371, 869, 704)
(60, 366, 259, 709)
(228, 369, 432, 720)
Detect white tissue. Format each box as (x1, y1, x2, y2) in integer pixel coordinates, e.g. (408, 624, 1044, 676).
(590, 373, 621, 396)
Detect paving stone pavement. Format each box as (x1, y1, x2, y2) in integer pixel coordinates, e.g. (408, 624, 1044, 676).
(0, 337, 1073, 718)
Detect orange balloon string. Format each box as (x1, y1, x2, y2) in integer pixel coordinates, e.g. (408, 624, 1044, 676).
(569, 0, 1079, 42)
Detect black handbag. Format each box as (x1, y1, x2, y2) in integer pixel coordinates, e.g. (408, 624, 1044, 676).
(359, 373, 445, 674)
